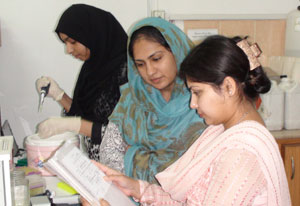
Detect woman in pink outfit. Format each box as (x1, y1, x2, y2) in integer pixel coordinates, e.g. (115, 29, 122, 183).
(82, 35, 291, 206)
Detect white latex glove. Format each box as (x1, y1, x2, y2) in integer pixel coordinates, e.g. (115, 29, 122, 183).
(37, 117, 81, 138)
(36, 76, 64, 101)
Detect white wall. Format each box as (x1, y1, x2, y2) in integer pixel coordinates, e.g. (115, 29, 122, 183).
(0, 0, 299, 147)
(0, 0, 147, 147)
(155, 0, 299, 15)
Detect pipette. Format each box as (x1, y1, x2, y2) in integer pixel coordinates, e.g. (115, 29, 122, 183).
(38, 84, 50, 112)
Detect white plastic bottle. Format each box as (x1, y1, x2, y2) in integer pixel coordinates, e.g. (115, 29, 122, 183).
(259, 80, 284, 130)
(278, 75, 300, 129)
(278, 75, 291, 91)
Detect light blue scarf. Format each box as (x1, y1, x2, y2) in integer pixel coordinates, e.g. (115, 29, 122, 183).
(109, 17, 206, 184)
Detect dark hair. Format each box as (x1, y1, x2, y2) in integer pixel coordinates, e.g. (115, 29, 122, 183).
(179, 35, 271, 100)
(128, 26, 171, 59)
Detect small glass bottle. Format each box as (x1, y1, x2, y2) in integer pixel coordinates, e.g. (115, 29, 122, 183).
(11, 170, 30, 206)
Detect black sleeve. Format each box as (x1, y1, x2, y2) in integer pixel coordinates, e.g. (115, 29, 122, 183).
(91, 122, 103, 144)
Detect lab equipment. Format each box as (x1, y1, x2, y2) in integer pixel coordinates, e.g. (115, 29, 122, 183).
(30, 195, 51, 206)
(279, 76, 300, 129)
(11, 170, 30, 206)
(25, 132, 79, 176)
(285, 6, 300, 57)
(259, 80, 284, 130)
(0, 136, 14, 206)
(38, 84, 50, 112)
(2, 120, 19, 157)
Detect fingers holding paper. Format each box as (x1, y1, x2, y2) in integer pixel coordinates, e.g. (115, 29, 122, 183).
(91, 160, 122, 176)
(91, 161, 141, 200)
(80, 196, 110, 206)
(100, 199, 110, 206)
(80, 196, 89, 206)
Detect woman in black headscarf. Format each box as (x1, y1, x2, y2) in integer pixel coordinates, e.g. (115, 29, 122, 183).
(36, 4, 128, 161)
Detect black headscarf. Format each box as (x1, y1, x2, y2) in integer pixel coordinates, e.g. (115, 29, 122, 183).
(55, 4, 128, 123)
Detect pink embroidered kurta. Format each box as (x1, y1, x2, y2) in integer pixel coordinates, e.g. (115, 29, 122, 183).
(138, 121, 291, 205)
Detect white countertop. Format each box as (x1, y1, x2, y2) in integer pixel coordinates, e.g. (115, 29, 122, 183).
(271, 129, 300, 139)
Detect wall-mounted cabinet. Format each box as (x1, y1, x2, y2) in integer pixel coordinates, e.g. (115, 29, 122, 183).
(179, 18, 286, 68)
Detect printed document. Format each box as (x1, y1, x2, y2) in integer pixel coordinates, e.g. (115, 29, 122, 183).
(44, 141, 135, 206)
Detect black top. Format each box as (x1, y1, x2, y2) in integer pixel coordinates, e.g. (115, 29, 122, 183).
(55, 4, 128, 143)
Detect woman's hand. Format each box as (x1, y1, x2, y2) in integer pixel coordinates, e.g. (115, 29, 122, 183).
(92, 161, 141, 200)
(80, 196, 90, 206)
(80, 196, 110, 206)
(37, 117, 81, 138)
(99, 199, 110, 206)
(80, 162, 141, 205)
(36, 76, 64, 101)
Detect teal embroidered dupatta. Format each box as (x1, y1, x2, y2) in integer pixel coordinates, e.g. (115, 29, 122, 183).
(109, 17, 206, 183)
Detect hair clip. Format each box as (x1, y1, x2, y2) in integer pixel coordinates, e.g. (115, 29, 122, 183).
(237, 39, 262, 70)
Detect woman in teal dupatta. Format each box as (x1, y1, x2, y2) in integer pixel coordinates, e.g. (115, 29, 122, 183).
(106, 17, 206, 184)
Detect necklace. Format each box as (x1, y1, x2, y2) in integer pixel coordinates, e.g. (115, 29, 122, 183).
(237, 111, 249, 124)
